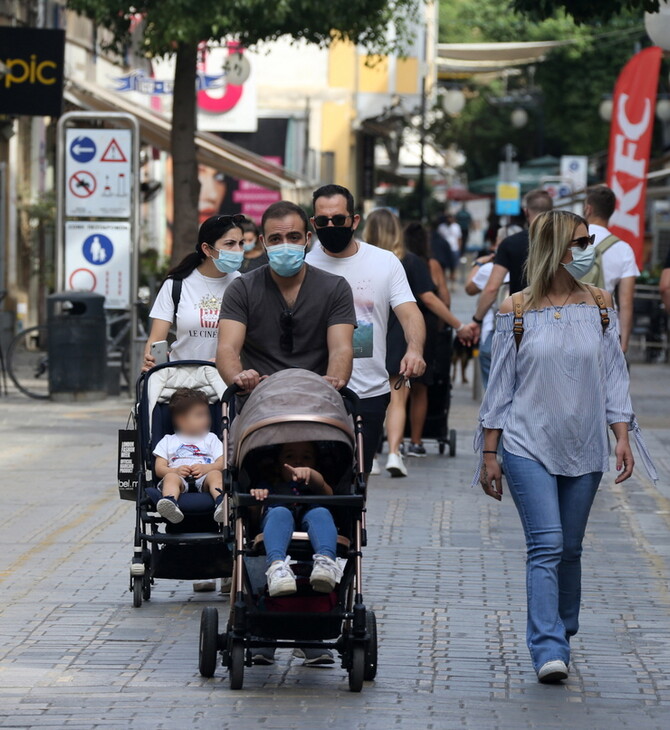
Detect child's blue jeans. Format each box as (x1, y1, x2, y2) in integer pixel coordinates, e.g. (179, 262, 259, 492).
(262, 506, 337, 566)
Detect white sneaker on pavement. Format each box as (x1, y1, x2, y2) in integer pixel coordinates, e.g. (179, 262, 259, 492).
(293, 647, 335, 666)
(386, 452, 408, 477)
(370, 458, 381, 476)
(156, 498, 184, 524)
(309, 554, 341, 593)
(266, 557, 297, 597)
(537, 660, 568, 683)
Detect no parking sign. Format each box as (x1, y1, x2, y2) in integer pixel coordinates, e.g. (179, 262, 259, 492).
(64, 221, 130, 309)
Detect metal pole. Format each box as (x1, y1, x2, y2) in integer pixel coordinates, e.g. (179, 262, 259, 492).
(418, 74, 427, 221)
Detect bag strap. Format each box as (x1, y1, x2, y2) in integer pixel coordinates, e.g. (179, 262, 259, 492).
(512, 292, 524, 350)
(584, 284, 610, 334)
(597, 233, 619, 255)
(171, 278, 182, 319)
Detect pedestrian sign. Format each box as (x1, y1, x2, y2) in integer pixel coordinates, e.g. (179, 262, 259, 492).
(64, 128, 132, 217)
(69, 135, 97, 163)
(495, 182, 521, 216)
(100, 138, 127, 162)
(83, 233, 114, 265)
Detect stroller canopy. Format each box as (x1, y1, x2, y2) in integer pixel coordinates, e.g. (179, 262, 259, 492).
(232, 369, 355, 466)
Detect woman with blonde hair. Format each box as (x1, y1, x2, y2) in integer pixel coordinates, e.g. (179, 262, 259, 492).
(475, 210, 656, 683)
(364, 209, 474, 476)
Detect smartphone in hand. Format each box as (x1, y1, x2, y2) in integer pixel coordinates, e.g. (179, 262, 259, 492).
(150, 340, 169, 365)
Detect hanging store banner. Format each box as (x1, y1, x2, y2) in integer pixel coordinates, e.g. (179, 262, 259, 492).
(0, 27, 65, 116)
(606, 46, 662, 269)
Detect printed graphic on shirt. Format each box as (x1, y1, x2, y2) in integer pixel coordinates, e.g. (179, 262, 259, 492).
(188, 293, 221, 338)
(169, 443, 214, 465)
(353, 296, 374, 358)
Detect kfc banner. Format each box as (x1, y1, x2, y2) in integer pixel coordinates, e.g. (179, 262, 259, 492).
(607, 46, 662, 268)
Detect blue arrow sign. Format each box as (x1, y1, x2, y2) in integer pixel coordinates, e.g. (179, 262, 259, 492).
(83, 234, 114, 265)
(70, 136, 97, 163)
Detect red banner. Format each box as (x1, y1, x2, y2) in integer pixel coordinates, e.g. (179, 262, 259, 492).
(606, 46, 662, 269)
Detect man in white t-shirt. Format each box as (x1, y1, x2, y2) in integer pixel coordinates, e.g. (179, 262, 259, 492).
(437, 214, 462, 281)
(583, 185, 640, 353)
(306, 184, 426, 478)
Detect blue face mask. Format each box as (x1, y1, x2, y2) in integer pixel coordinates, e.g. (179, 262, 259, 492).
(265, 243, 306, 277)
(211, 248, 244, 273)
(562, 244, 597, 280)
(243, 240, 256, 252)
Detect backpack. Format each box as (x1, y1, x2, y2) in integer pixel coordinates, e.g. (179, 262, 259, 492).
(512, 285, 610, 351)
(579, 234, 619, 289)
(171, 278, 182, 318)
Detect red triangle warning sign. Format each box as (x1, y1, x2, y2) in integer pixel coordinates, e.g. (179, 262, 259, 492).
(101, 138, 128, 162)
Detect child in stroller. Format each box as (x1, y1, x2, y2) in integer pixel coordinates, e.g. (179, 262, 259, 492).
(153, 387, 225, 524)
(251, 441, 343, 597)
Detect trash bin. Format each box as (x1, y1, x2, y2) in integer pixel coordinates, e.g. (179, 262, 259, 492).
(47, 292, 107, 401)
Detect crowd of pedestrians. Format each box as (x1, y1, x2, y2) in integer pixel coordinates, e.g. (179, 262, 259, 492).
(141, 180, 657, 683)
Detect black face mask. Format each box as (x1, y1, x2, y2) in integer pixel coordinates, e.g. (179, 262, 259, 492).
(317, 225, 354, 254)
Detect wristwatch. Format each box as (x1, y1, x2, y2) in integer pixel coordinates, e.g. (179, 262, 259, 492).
(472, 315, 483, 325)
(472, 261, 484, 267)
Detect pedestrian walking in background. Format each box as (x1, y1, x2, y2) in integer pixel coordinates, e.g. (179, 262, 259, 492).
(471, 189, 553, 338)
(430, 217, 454, 273)
(438, 213, 462, 282)
(239, 219, 268, 273)
(475, 210, 656, 684)
(455, 204, 472, 253)
(306, 185, 426, 478)
(582, 185, 640, 353)
(365, 211, 473, 473)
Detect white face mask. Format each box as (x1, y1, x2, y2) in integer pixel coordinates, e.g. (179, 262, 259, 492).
(562, 245, 597, 279)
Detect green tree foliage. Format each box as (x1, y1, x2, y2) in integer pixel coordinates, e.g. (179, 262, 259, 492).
(435, 0, 650, 182)
(66, 0, 418, 261)
(511, 0, 659, 23)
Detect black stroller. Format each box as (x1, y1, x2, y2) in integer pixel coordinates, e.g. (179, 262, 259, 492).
(127, 361, 231, 607)
(197, 369, 377, 692)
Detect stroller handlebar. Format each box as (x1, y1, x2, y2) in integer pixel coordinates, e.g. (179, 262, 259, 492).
(231, 493, 365, 509)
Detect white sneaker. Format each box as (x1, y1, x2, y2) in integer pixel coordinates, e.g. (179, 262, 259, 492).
(370, 458, 381, 476)
(386, 452, 407, 477)
(537, 660, 568, 683)
(213, 499, 226, 523)
(156, 498, 184, 524)
(266, 557, 297, 597)
(309, 554, 341, 593)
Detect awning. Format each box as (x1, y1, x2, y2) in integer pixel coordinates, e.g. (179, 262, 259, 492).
(437, 40, 572, 77)
(64, 78, 309, 197)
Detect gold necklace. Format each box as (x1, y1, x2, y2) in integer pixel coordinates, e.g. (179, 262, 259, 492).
(546, 287, 574, 319)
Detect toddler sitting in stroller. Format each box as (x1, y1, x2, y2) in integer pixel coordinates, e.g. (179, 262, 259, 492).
(251, 441, 342, 597)
(153, 387, 224, 524)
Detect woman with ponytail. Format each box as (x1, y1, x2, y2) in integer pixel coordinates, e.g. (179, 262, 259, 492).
(143, 214, 246, 370)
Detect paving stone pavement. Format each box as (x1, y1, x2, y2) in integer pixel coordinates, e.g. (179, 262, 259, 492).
(0, 362, 669, 729)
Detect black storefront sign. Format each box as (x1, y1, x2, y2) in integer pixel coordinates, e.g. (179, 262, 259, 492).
(0, 27, 66, 116)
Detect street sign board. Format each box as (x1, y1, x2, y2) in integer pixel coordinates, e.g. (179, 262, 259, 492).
(560, 156, 588, 194)
(495, 182, 521, 216)
(64, 221, 131, 309)
(64, 129, 132, 217)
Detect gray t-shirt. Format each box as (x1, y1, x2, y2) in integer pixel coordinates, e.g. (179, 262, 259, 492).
(219, 263, 356, 377)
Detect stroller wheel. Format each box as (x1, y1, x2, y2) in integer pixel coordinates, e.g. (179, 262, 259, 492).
(364, 611, 378, 681)
(348, 644, 365, 692)
(229, 640, 245, 690)
(449, 429, 457, 457)
(142, 574, 151, 601)
(199, 607, 219, 678)
(132, 576, 142, 608)
(438, 441, 446, 456)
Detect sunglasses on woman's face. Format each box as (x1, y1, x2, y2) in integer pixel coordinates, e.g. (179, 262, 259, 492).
(214, 214, 247, 227)
(313, 214, 352, 228)
(570, 234, 596, 250)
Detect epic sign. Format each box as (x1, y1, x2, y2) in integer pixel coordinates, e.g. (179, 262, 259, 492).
(0, 27, 65, 116)
(606, 47, 662, 268)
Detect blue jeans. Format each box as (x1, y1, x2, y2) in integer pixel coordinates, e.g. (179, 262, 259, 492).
(502, 449, 602, 671)
(262, 506, 337, 566)
(478, 330, 493, 389)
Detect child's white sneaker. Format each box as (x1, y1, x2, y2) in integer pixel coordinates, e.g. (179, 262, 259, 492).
(266, 557, 297, 597)
(310, 554, 340, 593)
(156, 498, 184, 524)
(213, 498, 226, 523)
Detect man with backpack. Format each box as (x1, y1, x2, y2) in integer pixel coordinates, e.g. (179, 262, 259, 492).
(582, 185, 639, 353)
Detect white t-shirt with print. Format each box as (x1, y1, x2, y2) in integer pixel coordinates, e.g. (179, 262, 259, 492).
(149, 268, 240, 361)
(589, 223, 640, 294)
(472, 262, 509, 342)
(153, 431, 223, 468)
(438, 222, 462, 253)
(306, 240, 415, 399)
